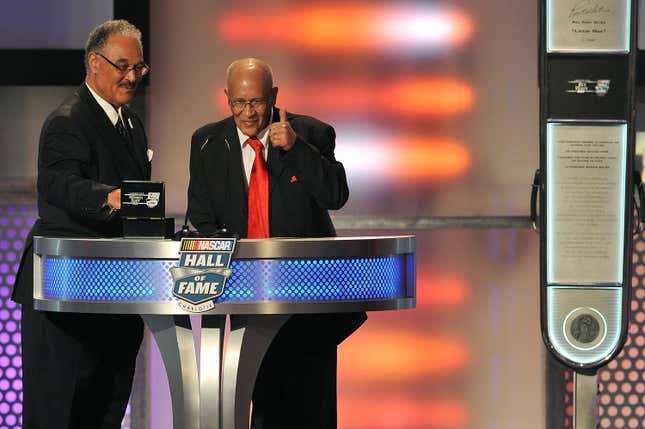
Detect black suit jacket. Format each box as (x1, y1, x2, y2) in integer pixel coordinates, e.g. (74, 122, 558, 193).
(187, 108, 348, 237)
(188, 109, 365, 348)
(12, 83, 151, 304)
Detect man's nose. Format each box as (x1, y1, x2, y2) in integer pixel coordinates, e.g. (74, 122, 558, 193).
(123, 68, 140, 82)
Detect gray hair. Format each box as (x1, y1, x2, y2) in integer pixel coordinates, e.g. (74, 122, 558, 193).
(226, 58, 274, 93)
(85, 20, 142, 74)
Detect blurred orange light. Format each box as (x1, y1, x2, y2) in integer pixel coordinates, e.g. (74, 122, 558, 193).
(218, 4, 473, 54)
(386, 79, 475, 117)
(395, 138, 471, 181)
(417, 272, 469, 309)
(215, 78, 474, 119)
(338, 394, 469, 429)
(338, 330, 468, 381)
(336, 135, 470, 182)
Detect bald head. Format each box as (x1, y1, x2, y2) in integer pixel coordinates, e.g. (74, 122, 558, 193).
(226, 58, 273, 93)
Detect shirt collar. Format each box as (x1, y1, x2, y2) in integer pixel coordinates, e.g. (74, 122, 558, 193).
(85, 82, 123, 126)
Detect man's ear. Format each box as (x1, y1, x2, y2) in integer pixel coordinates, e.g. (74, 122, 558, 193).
(88, 53, 99, 75)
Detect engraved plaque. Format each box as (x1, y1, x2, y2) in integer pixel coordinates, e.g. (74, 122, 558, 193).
(121, 180, 165, 218)
(547, 0, 631, 52)
(547, 56, 628, 120)
(546, 123, 627, 284)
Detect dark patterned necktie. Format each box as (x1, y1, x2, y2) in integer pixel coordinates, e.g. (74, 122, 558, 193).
(246, 137, 269, 238)
(116, 117, 129, 142)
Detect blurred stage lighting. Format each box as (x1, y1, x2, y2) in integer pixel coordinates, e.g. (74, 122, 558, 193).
(338, 394, 469, 428)
(334, 128, 471, 183)
(339, 330, 469, 381)
(416, 272, 468, 309)
(215, 77, 475, 119)
(218, 3, 473, 55)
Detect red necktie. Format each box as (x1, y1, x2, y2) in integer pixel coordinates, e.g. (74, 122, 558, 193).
(247, 138, 270, 238)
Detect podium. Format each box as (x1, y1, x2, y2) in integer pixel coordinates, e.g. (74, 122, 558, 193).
(33, 236, 416, 429)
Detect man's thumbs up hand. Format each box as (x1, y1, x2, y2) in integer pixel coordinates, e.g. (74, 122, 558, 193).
(270, 108, 296, 151)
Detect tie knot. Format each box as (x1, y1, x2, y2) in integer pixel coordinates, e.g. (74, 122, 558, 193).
(247, 138, 263, 154)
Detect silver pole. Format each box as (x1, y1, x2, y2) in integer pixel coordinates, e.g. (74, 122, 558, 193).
(572, 372, 598, 429)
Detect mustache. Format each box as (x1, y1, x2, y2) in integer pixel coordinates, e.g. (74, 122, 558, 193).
(119, 81, 137, 89)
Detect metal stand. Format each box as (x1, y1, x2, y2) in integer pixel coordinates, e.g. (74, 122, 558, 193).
(573, 372, 598, 429)
(143, 314, 288, 429)
(221, 315, 290, 429)
(200, 315, 227, 429)
(143, 315, 200, 429)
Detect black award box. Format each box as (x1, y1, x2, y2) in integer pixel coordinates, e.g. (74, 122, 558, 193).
(120, 181, 174, 238)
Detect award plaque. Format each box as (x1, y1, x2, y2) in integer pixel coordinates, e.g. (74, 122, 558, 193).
(547, 56, 628, 120)
(546, 123, 627, 284)
(121, 180, 173, 238)
(121, 180, 165, 219)
(546, 0, 631, 53)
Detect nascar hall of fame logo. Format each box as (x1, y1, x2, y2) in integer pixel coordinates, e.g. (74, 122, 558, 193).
(566, 79, 611, 97)
(171, 238, 237, 312)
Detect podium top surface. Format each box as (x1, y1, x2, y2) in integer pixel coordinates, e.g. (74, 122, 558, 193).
(33, 236, 416, 315)
(34, 235, 415, 259)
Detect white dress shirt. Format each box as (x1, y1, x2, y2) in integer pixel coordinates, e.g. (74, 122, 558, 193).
(237, 121, 271, 187)
(85, 82, 125, 127)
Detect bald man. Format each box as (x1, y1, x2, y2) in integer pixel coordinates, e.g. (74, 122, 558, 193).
(187, 58, 366, 428)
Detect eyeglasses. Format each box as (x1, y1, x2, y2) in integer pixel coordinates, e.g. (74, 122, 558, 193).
(229, 98, 268, 113)
(95, 52, 150, 76)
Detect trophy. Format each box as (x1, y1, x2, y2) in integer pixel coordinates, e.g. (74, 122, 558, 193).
(120, 180, 174, 238)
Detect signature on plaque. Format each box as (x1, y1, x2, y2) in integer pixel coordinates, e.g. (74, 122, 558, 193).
(569, 0, 611, 19)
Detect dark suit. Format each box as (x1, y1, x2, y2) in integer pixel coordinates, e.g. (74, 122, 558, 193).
(188, 108, 366, 428)
(12, 84, 150, 429)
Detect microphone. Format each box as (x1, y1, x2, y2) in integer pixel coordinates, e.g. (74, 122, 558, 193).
(172, 210, 194, 240)
(173, 135, 238, 240)
(174, 134, 213, 240)
(172, 221, 237, 240)
(200, 135, 215, 152)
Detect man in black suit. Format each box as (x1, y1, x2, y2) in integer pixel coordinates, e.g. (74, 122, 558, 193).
(187, 58, 366, 428)
(12, 20, 151, 429)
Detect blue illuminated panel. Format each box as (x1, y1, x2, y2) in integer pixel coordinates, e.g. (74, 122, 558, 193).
(42, 256, 411, 303)
(43, 259, 176, 302)
(221, 257, 408, 302)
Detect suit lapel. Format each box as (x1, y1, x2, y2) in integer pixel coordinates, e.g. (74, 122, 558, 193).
(78, 85, 131, 178)
(216, 120, 247, 233)
(267, 144, 284, 196)
(122, 107, 149, 178)
(267, 108, 286, 195)
(78, 84, 146, 179)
